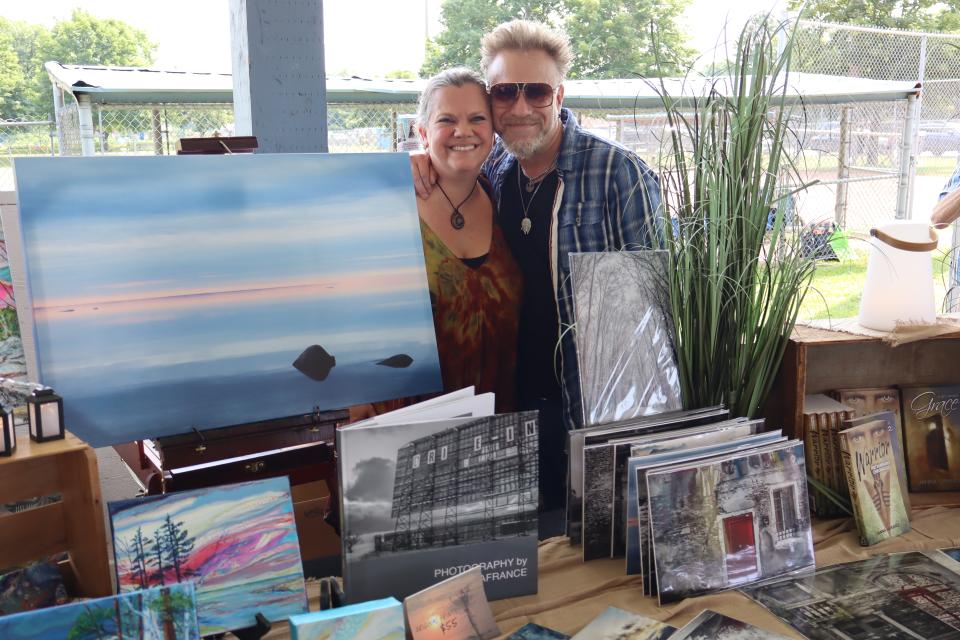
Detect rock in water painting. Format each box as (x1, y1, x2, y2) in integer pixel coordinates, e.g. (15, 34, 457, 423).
(108, 477, 308, 635)
(0, 582, 199, 639)
(7, 154, 441, 446)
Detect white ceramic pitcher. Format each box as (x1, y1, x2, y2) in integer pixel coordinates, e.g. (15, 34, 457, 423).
(858, 220, 938, 332)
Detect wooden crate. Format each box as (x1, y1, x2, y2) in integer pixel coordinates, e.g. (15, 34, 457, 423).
(768, 323, 960, 508)
(0, 430, 112, 597)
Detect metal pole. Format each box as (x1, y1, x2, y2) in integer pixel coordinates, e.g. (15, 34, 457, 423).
(152, 109, 163, 155)
(950, 223, 959, 313)
(50, 84, 66, 156)
(908, 36, 928, 220)
(76, 94, 96, 157)
(835, 106, 851, 228)
(895, 92, 919, 220)
(97, 107, 104, 153)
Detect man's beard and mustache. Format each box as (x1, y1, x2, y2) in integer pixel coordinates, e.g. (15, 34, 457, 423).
(499, 116, 553, 159)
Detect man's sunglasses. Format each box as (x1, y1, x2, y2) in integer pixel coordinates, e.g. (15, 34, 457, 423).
(489, 82, 557, 108)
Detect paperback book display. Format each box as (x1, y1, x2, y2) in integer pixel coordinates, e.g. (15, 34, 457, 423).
(900, 385, 960, 492)
(802, 394, 855, 517)
(338, 390, 539, 603)
(838, 411, 911, 546)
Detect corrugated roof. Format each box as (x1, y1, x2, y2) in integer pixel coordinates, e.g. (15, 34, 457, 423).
(45, 61, 920, 107)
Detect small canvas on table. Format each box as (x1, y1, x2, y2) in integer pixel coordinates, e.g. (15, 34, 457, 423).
(289, 597, 404, 640)
(569, 251, 681, 427)
(570, 606, 673, 640)
(108, 476, 308, 635)
(507, 622, 571, 639)
(404, 566, 499, 640)
(670, 610, 790, 639)
(0, 582, 199, 639)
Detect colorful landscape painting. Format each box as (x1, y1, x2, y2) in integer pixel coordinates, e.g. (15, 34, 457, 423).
(108, 477, 308, 635)
(0, 193, 26, 379)
(0, 582, 199, 639)
(289, 597, 404, 640)
(9, 154, 441, 446)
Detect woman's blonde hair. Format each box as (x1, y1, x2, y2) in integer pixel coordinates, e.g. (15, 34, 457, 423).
(416, 67, 488, 127)
(480, 20, 573, 83)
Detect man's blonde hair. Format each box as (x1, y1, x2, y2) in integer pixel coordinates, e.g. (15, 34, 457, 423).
(480, 20, 573, 83)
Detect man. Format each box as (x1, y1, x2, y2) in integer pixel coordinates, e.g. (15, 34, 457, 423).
(414, 20, 662, 511)
(933, 160, 960, 227)
(933, 159, 960, 311)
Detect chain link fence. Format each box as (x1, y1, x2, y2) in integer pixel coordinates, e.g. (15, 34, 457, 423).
(795, 20, 960, 309)
(6, 21, 959, 304)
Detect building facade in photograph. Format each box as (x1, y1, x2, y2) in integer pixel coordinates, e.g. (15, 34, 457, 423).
(376, 414, 538, 552)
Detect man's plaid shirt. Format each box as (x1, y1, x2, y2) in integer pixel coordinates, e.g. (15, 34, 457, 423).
(940, 159, 960, 200)
(483, 108, 662, 429)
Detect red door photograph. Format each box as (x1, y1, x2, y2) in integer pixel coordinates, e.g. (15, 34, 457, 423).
(723, 512, 759, 582)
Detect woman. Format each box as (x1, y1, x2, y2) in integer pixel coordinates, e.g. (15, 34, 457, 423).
(412, 67, 522, 413)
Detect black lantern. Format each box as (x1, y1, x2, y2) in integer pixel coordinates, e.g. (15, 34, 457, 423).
(27, 389, 64, 442)
(0, 406, 14, 456)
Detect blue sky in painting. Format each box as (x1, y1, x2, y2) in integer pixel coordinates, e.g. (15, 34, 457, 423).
(12, 154, 442, 445)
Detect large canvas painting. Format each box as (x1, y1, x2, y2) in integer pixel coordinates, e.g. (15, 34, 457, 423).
(743, 552, 960, 639)
(0, 582, 199, 639)
(647, 441, 814, 604)
(108, 477, 308, 635)
(569, 251, 681, 426)
(8, 155, 441, 446)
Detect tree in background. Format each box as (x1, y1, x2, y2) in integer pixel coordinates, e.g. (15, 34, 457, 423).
(420, 0, 693, 79)
(565, 0, 693, 77)
(421, 0, 560, 77)
(0, 9, 155, 120)
(792, 0, 960, 33)
(787, 0, 960, 79)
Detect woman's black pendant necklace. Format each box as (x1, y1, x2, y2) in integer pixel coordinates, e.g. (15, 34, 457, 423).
(436, 180, 478, 230)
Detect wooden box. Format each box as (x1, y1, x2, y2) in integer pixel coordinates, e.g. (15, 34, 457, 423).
(768, 324, 960, 508)
(0, 429, 112, 597)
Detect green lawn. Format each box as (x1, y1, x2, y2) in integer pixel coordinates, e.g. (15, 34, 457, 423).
(798, 245, 952, 321)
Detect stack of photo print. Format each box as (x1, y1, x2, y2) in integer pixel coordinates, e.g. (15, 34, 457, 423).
(571, 408, 817, 604)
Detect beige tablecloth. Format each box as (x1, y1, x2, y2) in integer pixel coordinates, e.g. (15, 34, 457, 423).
(488, 506, 960, 638)
(268, 506, 960, 639)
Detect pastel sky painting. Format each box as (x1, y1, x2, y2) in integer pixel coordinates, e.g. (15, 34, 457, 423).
(108, 477, 307, 635)
(11, 154, 441, 446)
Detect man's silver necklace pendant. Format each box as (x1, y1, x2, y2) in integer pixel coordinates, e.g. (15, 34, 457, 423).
(518, 163, 555, 235)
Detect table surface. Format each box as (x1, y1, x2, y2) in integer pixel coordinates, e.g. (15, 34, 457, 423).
(264, 505, 960, 639)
